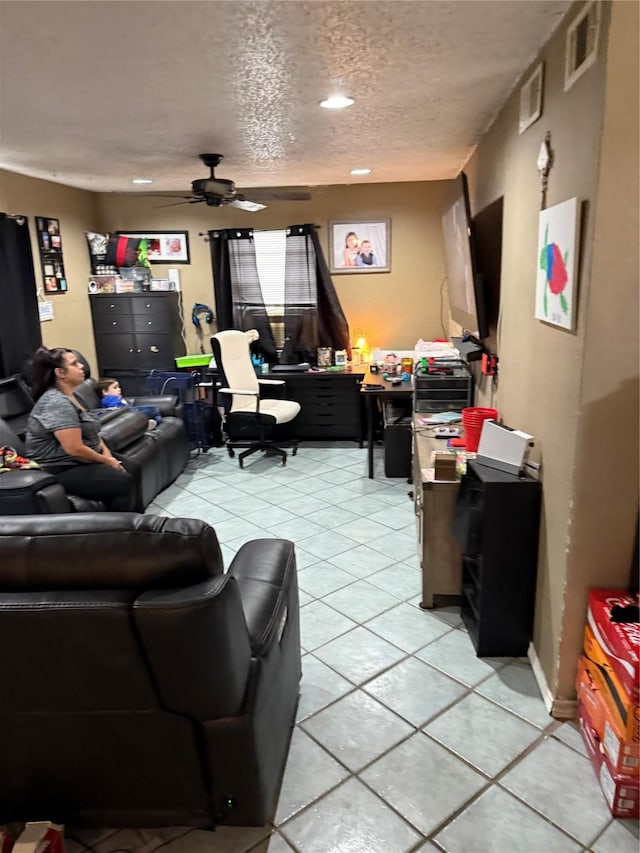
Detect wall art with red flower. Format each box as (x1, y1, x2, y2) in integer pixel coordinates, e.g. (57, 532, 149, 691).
(535, 197, 580, 330)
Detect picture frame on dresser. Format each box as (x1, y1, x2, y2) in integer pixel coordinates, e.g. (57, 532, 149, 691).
(117, 231, 190, 264)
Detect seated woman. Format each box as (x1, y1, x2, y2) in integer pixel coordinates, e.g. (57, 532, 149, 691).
(25, 347, 140, 512)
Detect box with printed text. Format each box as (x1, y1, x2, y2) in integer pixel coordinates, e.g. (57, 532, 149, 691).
(576, 655, 639, 775)
(583, 624, 640, 746)
(587, 589, 640, 704)
(578, 700, 640, 818)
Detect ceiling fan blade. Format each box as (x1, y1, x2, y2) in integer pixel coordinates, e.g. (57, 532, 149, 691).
(155, 198, 204, 208)
(239, 189, 311, 202)
(122, 193, 195, 200)
(230, 198, 266, 212)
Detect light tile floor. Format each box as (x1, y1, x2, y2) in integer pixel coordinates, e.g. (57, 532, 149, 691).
(66, 443, 638, 853)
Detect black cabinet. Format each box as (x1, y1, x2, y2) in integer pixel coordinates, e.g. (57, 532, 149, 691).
(452, 461, 541, 656)
(90, 294, 186, 394)
(265, 371, 364, 442)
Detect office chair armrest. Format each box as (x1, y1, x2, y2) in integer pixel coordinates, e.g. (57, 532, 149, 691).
(218, 387, 259, 397)
(257, 380, 285, 387)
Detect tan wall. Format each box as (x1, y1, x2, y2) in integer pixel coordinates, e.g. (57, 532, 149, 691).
(96, 181, 450, 356)
(1, 172, 450, 372)
(556, 0, 639, 702)
(0, 169, 99, 368)
(465, 0, 638, 704)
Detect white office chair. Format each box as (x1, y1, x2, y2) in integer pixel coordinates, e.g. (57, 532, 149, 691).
(211, 329, 300, 467)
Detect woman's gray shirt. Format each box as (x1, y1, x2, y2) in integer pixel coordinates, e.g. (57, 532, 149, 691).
(25, 388, 102, 468)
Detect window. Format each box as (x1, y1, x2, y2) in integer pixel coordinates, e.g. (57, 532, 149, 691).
(250, 229, 316, 350)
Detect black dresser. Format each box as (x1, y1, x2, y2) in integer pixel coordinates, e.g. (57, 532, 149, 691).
(90, 293, 186, 394)
(268, 371, 364, 442)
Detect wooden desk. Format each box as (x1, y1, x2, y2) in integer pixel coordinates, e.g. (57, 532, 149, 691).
(412, 422, 462, 608)
(360, 370, 413, 478)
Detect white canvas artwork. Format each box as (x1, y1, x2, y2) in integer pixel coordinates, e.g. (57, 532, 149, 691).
(535, 197, 580, 330)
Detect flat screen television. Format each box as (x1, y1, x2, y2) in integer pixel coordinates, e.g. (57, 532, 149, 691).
(440, 172, 489, 341)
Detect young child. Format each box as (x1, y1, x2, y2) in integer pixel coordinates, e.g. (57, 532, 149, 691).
(95, 378, 161, 430)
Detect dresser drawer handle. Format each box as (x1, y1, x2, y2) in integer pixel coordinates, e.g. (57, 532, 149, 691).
(112, 321, 118, 326)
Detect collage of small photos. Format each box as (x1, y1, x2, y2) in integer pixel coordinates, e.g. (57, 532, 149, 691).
(36, 217, 67, 294)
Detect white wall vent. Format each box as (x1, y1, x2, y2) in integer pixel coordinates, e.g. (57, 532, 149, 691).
(519, 63, 544, 134)
(564, 0, 601, 92)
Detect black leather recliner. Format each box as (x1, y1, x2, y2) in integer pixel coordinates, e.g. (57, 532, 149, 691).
(0, 513, 301, 827)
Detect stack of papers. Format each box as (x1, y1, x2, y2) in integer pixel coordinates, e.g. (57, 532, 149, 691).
(414, 339, 461, 360)
(419, 412, 462, 424)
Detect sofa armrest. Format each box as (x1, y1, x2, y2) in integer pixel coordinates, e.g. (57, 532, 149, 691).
(0, 469, 71, 513)
(134, 576, 252, 719)
(128, 395, 183, 418)
(227, 538, 297, 656)
(99, 408, 149, 452)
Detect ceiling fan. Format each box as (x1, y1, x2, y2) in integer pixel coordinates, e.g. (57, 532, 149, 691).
(155, 153, 312, 211)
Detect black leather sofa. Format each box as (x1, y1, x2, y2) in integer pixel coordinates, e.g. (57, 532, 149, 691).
(0, 373, 190, 512)
(0, 513, 301, 827)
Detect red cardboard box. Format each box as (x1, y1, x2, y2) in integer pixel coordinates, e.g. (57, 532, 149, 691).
(587, 589, 640, 704)
(577, 655, 639, 775)
(578, 700, 640, 818)
(583, 625, 640, 746)
(14, 823, 64, 853)
(0, 828, 14, 853)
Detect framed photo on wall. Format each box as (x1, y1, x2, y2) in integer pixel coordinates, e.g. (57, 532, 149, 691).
(535, 197, 581, 330)
(117, 231, 190, 263)
(329, 220, 390, 274)
(35, 217, 67, 294)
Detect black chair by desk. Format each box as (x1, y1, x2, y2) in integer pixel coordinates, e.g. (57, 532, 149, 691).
(211, 329, 300, 468)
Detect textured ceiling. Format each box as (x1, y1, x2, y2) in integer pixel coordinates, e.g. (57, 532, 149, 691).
(0, 1, 569, 194)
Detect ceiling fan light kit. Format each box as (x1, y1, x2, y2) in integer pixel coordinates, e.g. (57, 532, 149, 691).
(151, 153, 311, 213)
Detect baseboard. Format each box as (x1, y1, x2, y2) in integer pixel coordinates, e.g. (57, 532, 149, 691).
(550, 696, 578, 720)
(527, 642, 578, 720)
(528, 642, 554, 712)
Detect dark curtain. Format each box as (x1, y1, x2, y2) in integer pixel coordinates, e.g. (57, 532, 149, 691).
(285, 223, 351, 361)
(0, 214, 42, 378)
(209, 228, 277, 361)
(209, 223, 350, 365)
(283, 225, 318, 363)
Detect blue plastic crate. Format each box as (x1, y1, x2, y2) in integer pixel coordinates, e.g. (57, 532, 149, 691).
(183, 401, 212, 452)
(144, 370, 200, 401)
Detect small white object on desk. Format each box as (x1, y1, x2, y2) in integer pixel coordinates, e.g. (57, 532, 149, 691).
(476, 420, 534, 475)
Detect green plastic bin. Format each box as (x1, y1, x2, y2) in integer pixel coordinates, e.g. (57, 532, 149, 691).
(174, 354, 213, 369)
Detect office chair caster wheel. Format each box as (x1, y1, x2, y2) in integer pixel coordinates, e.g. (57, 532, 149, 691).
(239, 459, 245, 469)
(227, 447, 235, 458)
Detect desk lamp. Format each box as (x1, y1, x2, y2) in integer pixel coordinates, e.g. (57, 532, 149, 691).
(352, 331, 369, 366)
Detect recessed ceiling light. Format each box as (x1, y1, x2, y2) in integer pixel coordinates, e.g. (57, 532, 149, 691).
(319, 95, 354, 110)
(350, 168, 372, 176)
(131, 178, 153, 184)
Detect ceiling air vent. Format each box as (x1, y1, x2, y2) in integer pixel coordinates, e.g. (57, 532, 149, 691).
(519, 63, 544, 134)
(564, 0, 601, 92)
